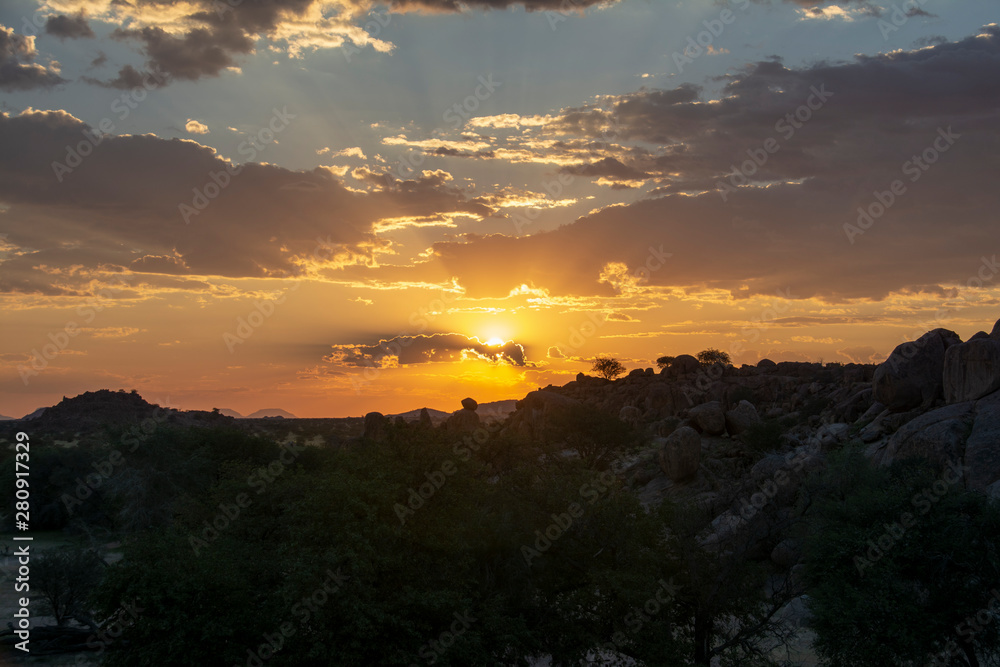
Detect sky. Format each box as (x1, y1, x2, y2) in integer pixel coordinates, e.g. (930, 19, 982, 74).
(1, 0, 999, 418)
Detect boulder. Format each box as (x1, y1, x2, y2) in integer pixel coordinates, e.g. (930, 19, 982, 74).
(965, 390, 1000, 490)
(363, 411, 387, 443)
(446, 407, 481, 433)
(943, 338, 1000, 404)
(771, 539, 801, 569)
(757, 358, 777, 371)
(725, 400, 761, 436)
(508, 390, 584, 440)
(970, 331, 990, 342)
(992, 317, 1000, 339)
(872, 328, 961, 412)
(672, 354, 700, 374)
(418, 407, 433, 428)
(874, 401, 975, 468)
(618, 405, 642, 426)
(657, 426, 701, 482)
(689, 401, 726, 436)
(461, 397, 479, 411)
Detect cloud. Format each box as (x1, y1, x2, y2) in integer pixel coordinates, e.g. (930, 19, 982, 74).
(372, 27, 1000, 304)
(0, 25, 65, 90)
(45, 13, 96, 40)
(359, 0, 620, 10)
(185, 119, 210, 134)
(326, 333, 528, 367)
(0, 108, 494, 295)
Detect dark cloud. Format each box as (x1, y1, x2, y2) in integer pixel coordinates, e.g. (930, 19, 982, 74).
(45, 13, 96, 40)
(369, 0, 619, 10)
(0, 109, 492, 294)
(378, 28, 1000, 304)
(559, 157, 648, 181)
(82, 64, 163, 89)
(0, 25, 64, 90)
(111, 23, 253, 82)
(328, 333, 527, 367)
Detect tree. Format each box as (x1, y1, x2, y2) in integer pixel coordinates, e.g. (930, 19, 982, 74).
(591, 356, 627, 380)
(34, 546, 106, 626)
(805, 449, 1000, 666)
(656, 356, 675, 370)
(696, 348, 731, 366)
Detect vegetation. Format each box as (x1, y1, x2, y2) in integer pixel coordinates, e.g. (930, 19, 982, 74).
(696, 348, 731, 365)
(656, 355, 675, 370)
(5, 390, 1000, 666)
(804, 448, 1000, 666)
(591, 355, 627, 380)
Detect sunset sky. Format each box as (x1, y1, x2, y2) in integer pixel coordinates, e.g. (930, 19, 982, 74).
(1, 0, 999, 418)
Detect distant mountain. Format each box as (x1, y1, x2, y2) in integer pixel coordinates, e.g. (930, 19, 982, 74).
(217, 408, 244, 418)
(22, 407, 46, 420)
(390, 399, 519, 425)
(0, 413, 15, 421)
(245, 408, 297, 419)
(477, 399, 518, 421)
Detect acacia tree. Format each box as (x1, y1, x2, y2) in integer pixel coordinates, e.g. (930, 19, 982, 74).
(696, 349, 731, 366)
(591, 356, 627, 380)
(656, 356, 675, 370)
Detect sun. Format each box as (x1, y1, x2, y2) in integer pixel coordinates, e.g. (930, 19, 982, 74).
(484, 337, 505, 347)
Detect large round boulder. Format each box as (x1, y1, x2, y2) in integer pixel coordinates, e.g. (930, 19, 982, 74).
(943, 338, 1000, 404)
(671, 354, 701, 375)
(872, 328, 961, 412)
(689, 401, 726, 436)
(725, 400, 761, 436)
(657, 426, 701, 482)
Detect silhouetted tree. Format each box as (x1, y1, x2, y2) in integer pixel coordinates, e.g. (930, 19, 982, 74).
(696, 349, 731, 366)
(591, 356, 626, 380)
(656, 356, 675, 370)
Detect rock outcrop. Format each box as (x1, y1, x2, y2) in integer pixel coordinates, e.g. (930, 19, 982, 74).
(725, 400, 761, 436)
(446, 399, 481, 433)
(657, 426, 701, 482)
(943, 338, 1000, 404)
(689, 401, 726, 436)
(872, 328, 961, 412)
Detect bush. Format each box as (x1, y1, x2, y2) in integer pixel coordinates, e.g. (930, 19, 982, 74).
(655, 356, 675, 370)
